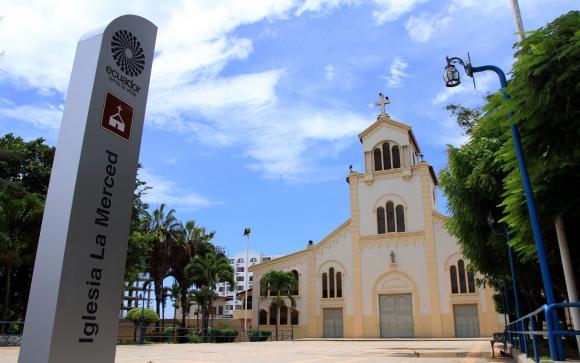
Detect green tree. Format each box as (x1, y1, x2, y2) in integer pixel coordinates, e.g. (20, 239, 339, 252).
(185, 252, 234, 336)
(126, 307, 160, 342)
(189, 287, 215, 338)
(439, 11, 580, 310)
(0, 133, 55, 195)
(141, 204, 181, 319)
(168, 283, 181, 327)
(500, 11, 580, 273)
(0, 189, 44, 324)
(124, 168, 152, 281)
(0, 134, 54, 322)
(260, 270, 296, 341)
(170, 220, 216, 327)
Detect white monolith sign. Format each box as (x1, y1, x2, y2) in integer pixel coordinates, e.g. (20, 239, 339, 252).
(18, 15, 156, 363)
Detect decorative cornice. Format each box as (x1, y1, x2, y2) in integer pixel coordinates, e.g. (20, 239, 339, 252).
(360, 231, 425, 249)
(358, 116, 411, 143)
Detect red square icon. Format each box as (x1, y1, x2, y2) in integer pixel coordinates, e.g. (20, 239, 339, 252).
(101, 92, 134, 141)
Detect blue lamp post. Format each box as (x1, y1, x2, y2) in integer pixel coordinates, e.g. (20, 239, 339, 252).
(444, 56, 563, 360)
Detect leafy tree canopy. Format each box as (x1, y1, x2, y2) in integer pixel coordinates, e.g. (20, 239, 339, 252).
(126, 307, 159, 325)
(439, 11, 579, 308)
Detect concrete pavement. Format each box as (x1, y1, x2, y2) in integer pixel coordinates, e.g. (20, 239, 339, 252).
(0, 339, 513, 363)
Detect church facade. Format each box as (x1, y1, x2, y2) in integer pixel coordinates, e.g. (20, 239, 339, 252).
(250, 107, 503, 338)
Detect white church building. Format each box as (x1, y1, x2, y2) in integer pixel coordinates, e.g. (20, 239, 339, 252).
(250, 99, 503, 338)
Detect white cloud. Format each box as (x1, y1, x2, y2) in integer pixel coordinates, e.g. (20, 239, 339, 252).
(242, 108, 369, 181)
(0, 0, 382, 182)
(0, 99, 63, 130)
(383, 57, 409, 87)
(405, 12, 451, 43)
(295, 0, 359, 16)
(372, 0, 429, 25)
(138, 169, 217, 212)
(325, 64, 335, 80)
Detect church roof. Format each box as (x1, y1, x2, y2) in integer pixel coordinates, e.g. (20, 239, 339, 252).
(358, 115, 421, 153)
(249, 219, 351, 271)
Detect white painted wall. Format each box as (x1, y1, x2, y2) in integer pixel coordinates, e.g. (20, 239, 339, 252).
(360, 242, 429, 315)
(357, 174, 425, 235)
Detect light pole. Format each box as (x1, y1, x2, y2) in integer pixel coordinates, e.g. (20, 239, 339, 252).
(243, 227, 251, 342)
(444, 56, 563, 360)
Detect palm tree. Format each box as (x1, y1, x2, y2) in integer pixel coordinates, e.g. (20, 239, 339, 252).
(141, 204, 181, 319)
(260, 270, 297, 341)
(170, 220, 215, 327)
(189, 287, 215, 338)
(185, 252, 234, 337)
(168, 283, 181, 327)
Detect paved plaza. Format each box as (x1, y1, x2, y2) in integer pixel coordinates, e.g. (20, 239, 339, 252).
(0, 339, 512, 363)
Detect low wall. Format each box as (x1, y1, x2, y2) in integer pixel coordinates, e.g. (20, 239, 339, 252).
(0, 335, 21, 346)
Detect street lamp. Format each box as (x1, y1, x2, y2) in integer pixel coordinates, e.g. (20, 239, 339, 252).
(444, 54, 562, 360)
(243, 227, 251, 342)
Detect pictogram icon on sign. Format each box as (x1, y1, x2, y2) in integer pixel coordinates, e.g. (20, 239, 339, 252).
(101, 92, 133, 141)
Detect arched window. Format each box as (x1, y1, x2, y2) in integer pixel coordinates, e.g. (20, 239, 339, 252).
(322, 268, 343, 299)
(377, 207, 386, 234)
(467, 270, 476, 293)
(392, 145, 401, 168)
(259, 309, 268, 325)
(382, 143, 392, 170)
(395, 205, 405, 232)
(291, 310, 299, 325)
(458, 259, 467, 293)
(269, 305, 277, 325)
(386, 202, 396, 232)
(292, 270, 299, 295)
(450, 266, 458, 294)
(373, 148, 383, 171)
(329, 267, 335, 298)
(280, 305, 288, 325)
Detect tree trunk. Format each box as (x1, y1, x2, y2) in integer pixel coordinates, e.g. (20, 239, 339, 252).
(173, 305, 178, 343)
(154, 279, 162, 322)
(180, 288, 188, 328)
(276, 305, 280, 341)
(196, 306, 200, 335)
(208, 301, 214, 332)
(202, 304, 209, 341)
(554, 216, 580, 353)
(161, 297, 165, 332)
(2, 265, 12, 334)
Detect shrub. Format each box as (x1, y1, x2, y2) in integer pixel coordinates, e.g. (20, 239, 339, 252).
(248, 329, 271, 342)
(126, 308, 160, 326)
(211, 328, 238, 343)
(163, 326, 178, 342)
(189, 335, 201, 343)
(176, 328, 193, 344)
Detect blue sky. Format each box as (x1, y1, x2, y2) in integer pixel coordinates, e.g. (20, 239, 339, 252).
(0, 0, 576, 258)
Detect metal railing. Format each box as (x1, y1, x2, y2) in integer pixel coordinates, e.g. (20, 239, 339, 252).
(117, 324, 279, 344)
(505, 302, 580, 362)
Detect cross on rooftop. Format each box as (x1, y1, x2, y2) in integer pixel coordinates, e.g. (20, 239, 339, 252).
(374, 93, 390, 116)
